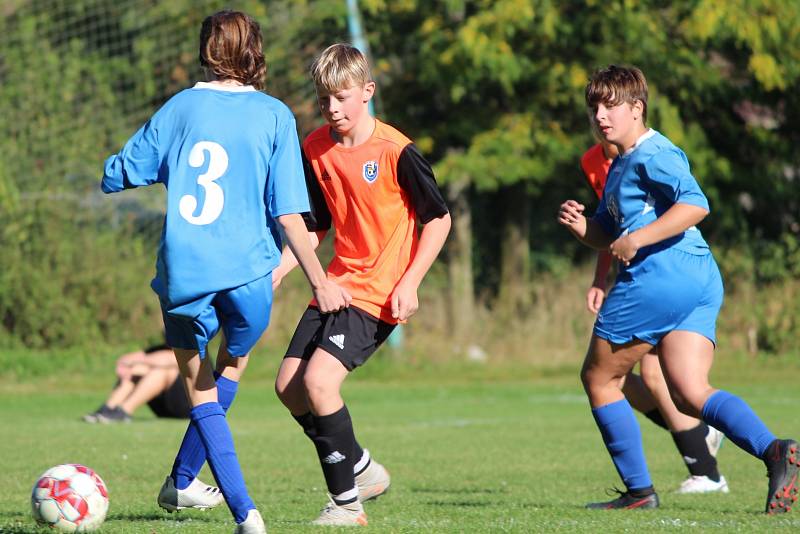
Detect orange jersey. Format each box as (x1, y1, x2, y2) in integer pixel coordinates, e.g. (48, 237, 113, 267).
(580, 143, 612, 200)
(302, 120, 448, 323)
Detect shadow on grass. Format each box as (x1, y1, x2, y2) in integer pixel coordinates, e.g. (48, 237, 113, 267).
(0, 525, 42, 534)
(108, 511, 217, 522)
(411, 486, 510, 495)
(424, 499, 497, 508)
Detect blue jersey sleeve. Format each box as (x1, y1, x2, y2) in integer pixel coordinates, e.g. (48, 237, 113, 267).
(266, 115, 310, 218)
(592, 194, 615, 236)
(642, 149, 709, 211)
(101, 119, 161, 193)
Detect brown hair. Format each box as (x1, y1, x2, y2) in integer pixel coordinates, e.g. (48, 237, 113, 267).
(310, 43, 372, 94)
(199, 11, 266, 90)
(585, 65, 648, 124)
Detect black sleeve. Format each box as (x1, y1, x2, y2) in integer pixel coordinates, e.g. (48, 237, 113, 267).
(397, 143, 449, 224)
(300, 150, 332, 232)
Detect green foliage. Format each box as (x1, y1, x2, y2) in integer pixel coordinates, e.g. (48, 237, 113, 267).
(0, 0, 342, 349)
(0, 198, 160, 349)
(2, 0, 799, 351)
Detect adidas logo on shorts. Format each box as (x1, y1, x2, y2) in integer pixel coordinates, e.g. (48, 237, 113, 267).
(329, 334, 345, 350)
(323, 451, 346, 464)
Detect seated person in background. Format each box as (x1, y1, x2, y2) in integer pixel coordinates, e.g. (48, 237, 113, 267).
(83, 344, 190, 423)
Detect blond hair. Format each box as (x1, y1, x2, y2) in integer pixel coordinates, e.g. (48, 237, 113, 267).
(199, 11, 266, 90)
(585, 65, 648, 124)
(310, 43, 372, 94)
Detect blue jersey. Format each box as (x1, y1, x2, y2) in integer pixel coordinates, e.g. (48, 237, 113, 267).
(593, 129, 710, 264)
(102, 83, 309, 316)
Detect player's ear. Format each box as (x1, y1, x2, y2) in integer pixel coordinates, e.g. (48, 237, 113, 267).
(362, 81, 376, 103)
(632, 99, 644, 121)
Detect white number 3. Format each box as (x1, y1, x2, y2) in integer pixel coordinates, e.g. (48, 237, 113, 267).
(179, 141, 228, 225)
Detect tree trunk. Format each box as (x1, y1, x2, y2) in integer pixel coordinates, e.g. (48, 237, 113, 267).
(498, 183, 531, 312)
(445, 178, 474, 341)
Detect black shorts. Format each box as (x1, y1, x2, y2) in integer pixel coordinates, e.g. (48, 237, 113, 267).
(147, 377, 191, 419)
(284, 306, 396, 370)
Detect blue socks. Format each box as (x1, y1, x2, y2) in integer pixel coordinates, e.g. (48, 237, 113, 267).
(190, 402, 253, 523)
(592, 399, 653, 491)
(701, 390, 776, 458)
(171, 373, 238, 489)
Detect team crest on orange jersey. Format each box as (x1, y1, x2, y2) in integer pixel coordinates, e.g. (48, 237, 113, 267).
(362, 160, 379, 183)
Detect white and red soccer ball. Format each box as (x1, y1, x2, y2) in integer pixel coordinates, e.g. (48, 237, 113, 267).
(31, 464, 109, 532)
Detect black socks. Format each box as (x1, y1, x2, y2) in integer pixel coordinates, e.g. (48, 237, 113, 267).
(671, 423, 720, 481)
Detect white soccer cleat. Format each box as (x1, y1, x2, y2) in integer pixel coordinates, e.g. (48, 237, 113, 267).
(676, 475, 730, 494)
(157, 476, 225, 511)
(706, 426, 725, 457)
(311, 496, 368, 526)
(356, 458, 391, 502)
(234, 509, 267, 534)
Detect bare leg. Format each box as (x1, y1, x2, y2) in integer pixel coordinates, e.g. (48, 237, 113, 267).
(640, 351, 701, 432)
(275, 357, 311, 415)
(215, 340, 249, 382)
(119, 367, 178, 415)
(621, 371, 657, 414)
(581, 336, 653, 408)
(173, 349, 218, 407)
(657, 331, 716, 417)
(303, 349, 349, 416)
(105, 379, 136, 408)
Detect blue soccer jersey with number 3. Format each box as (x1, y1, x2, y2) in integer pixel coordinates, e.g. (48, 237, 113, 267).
(102, 83, 309, 316)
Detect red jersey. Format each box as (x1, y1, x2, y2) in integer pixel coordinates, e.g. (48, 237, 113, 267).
(580, 143, 612, 200)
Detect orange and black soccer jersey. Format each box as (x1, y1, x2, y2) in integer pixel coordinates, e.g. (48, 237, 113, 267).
(301, 119, 448, 323)
(580, 143, 612, 200)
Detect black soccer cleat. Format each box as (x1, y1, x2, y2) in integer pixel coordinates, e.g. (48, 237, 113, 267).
(586, 488, 659, 510)
(764, 439, 799, 514)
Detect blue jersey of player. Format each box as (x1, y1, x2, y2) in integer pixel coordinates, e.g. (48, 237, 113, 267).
(102, 83, 309, 316)
(593, 129, 710, 264)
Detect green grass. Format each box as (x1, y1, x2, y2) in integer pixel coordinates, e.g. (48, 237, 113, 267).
(1, 352, 800, 532)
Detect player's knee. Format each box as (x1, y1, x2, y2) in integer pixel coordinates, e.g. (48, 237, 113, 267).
(580, 368, 605, 399)
(639, 364, 662, 392)
(302, 372, 334, 404)
(274, 376, 294, 404)
(669, 387, 704, 418)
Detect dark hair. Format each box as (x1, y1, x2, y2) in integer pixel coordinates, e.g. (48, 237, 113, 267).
(585, 65, 648, 124)
(199, 11, 266, 90)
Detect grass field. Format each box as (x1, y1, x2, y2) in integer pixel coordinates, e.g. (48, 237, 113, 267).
(1, 350, 799, 533)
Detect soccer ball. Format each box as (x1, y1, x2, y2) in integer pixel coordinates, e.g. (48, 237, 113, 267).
(31, 464, 109, 532)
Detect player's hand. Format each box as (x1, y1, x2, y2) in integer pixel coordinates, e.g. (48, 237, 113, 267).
(586, 286, 605, 314)
(557, 200, 585, 229)
(609, 233, 640, 266)
(313, 279, 352, 314)
(390, 279, 419, 322)
(115, 362, 133, 380)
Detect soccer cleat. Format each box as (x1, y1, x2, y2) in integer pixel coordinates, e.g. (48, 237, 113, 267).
(676, 475, 729, 494)
(764, 439, 799, 515)
(96, 406, 132, 424)
(355, 458, 391, 502)
(586, 488, 660, 510)
(157, 476, 225, 512)
(234, 509, 267, 534)
(311, 495, 368, 526)
(705, 426, 725, 458)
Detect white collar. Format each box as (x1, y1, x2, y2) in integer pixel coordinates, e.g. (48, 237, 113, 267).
(621, 128, 656, 157)
(192, 81, 256, 93)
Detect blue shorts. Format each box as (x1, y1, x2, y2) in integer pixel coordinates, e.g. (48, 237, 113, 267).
(160, 274, 273, 358)
(594, 248, 723, 346)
